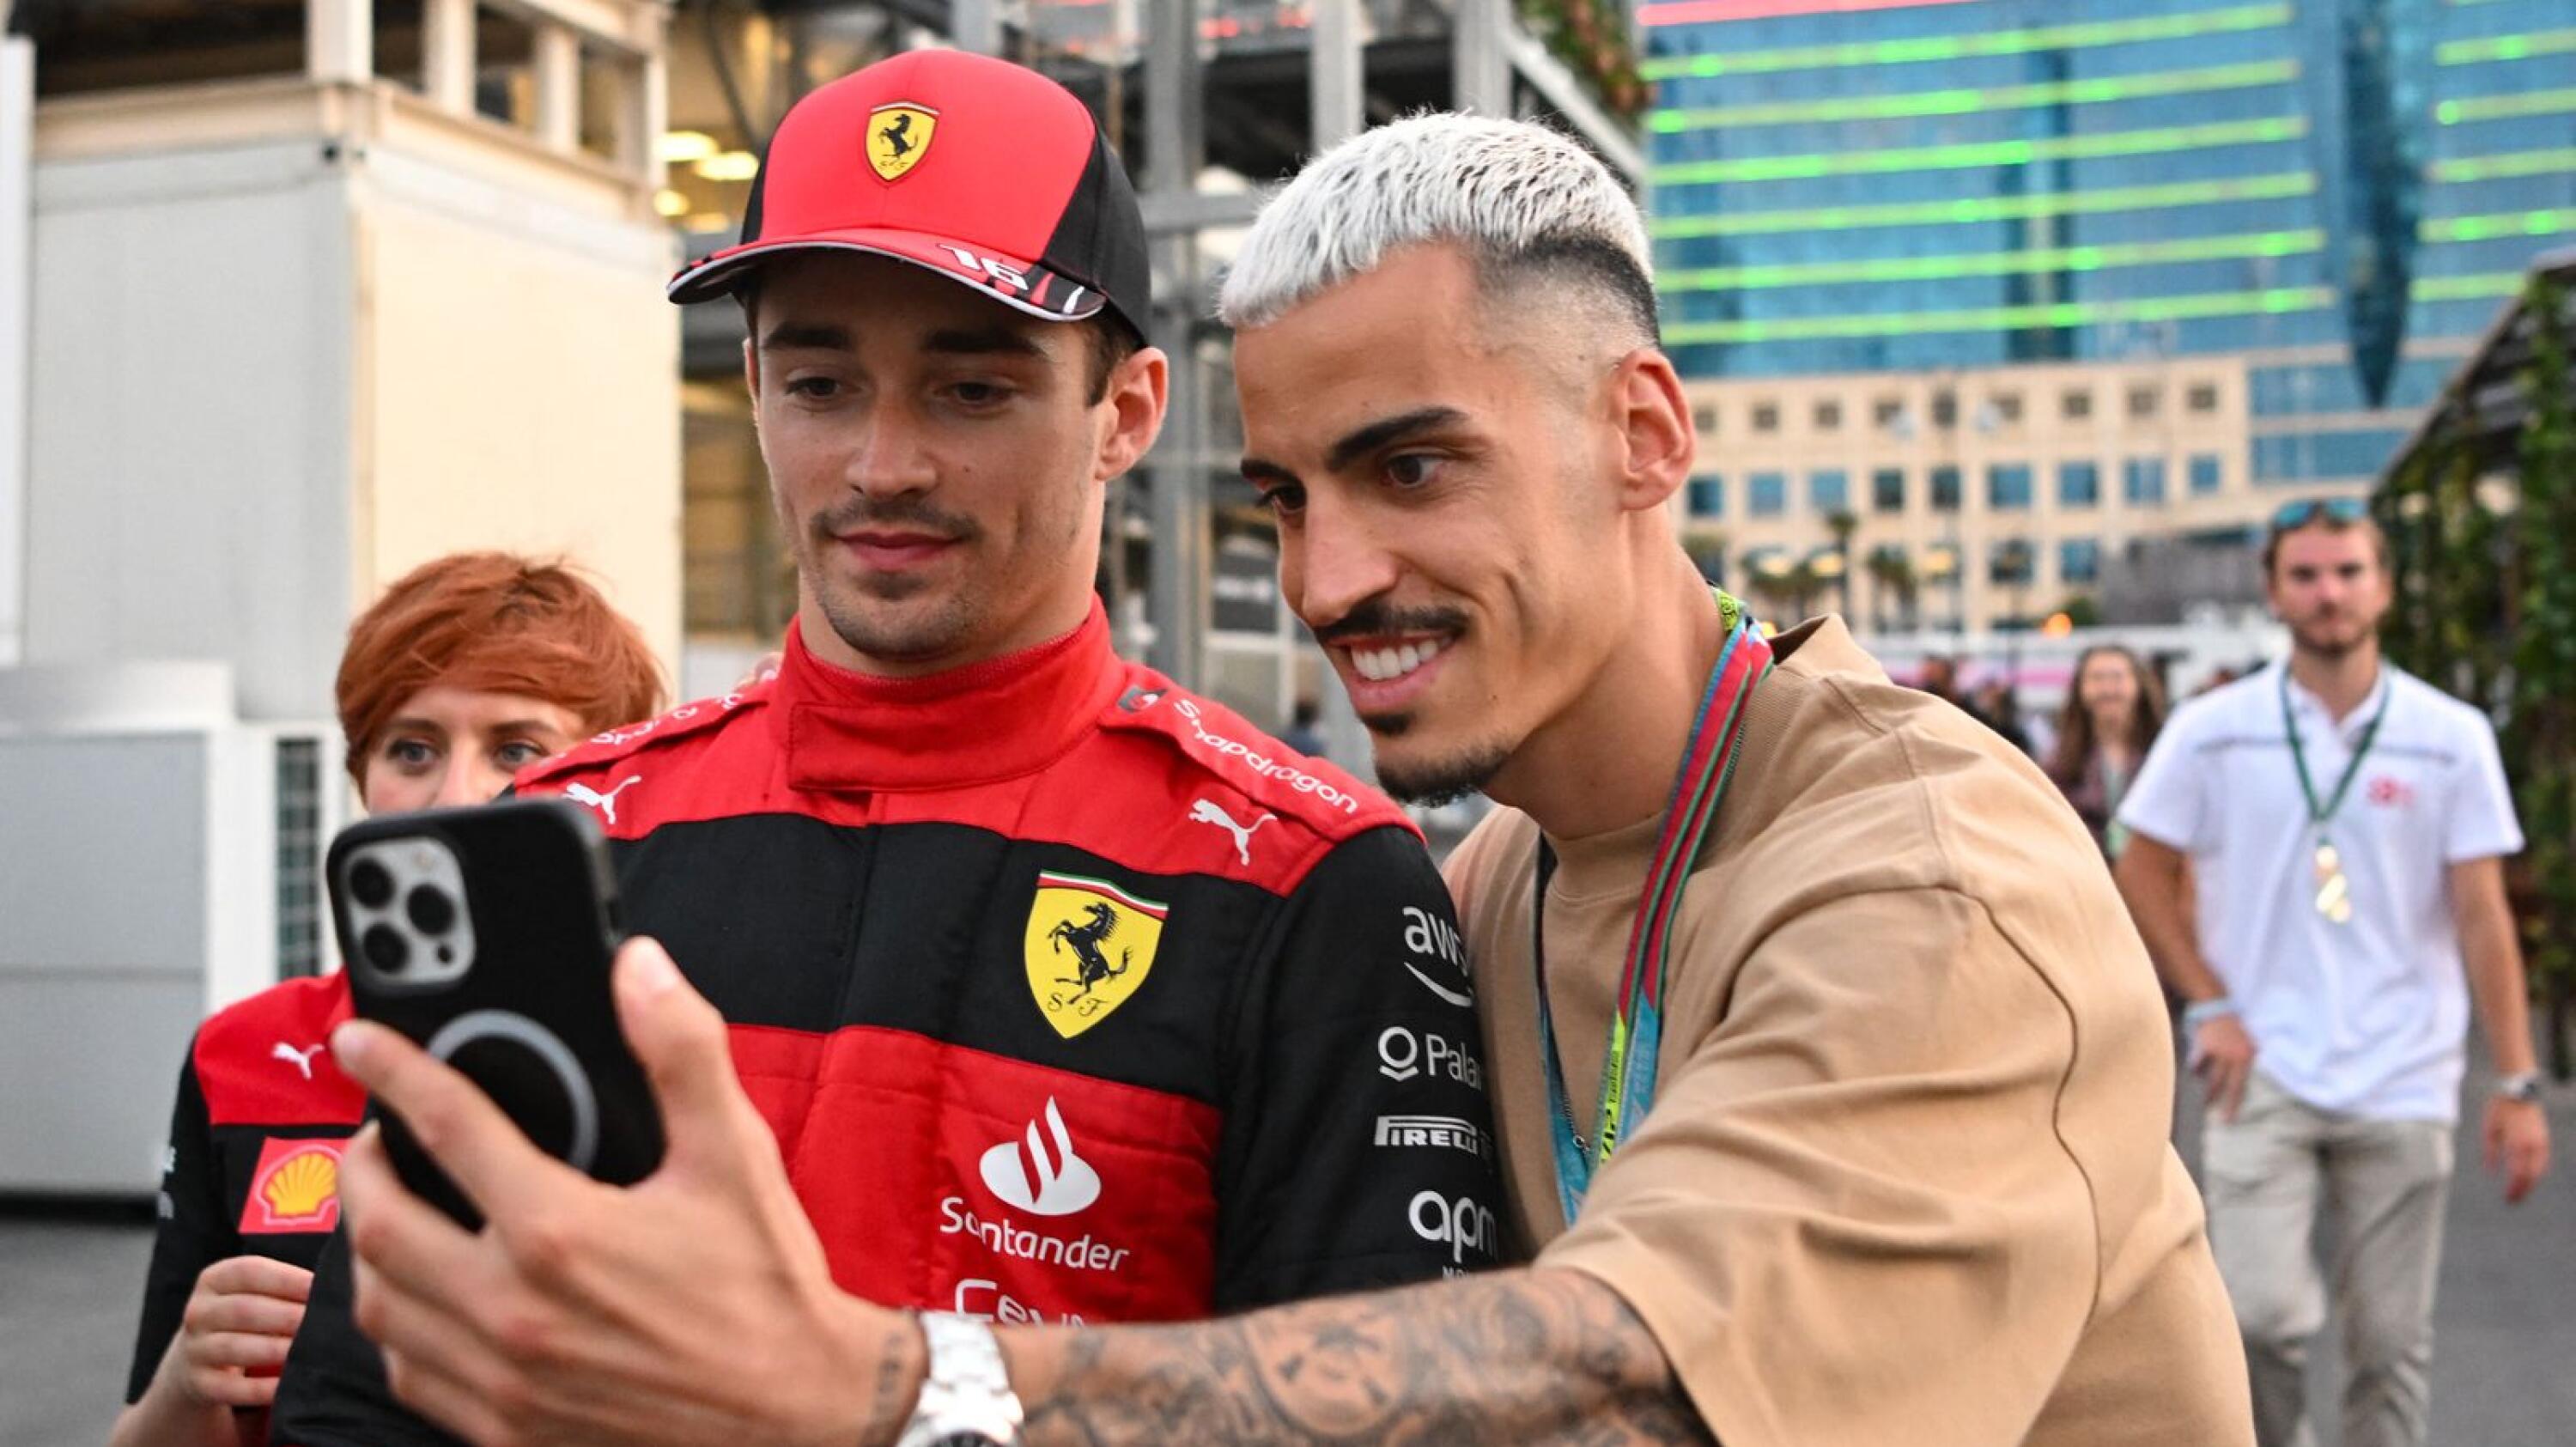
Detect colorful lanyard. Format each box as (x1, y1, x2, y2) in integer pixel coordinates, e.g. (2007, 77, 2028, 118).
(2278, 668, 2391, 830)
(1530, 591, 1775, 1224)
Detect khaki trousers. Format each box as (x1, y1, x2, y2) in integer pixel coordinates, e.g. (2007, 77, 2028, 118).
(2202, 1071, 2453, 1447)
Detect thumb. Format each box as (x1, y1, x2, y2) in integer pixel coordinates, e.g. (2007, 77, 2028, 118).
(611, 937, 752, 1170)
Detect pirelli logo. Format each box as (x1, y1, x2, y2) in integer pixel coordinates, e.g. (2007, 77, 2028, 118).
(1374, 1115, 1490, 1159)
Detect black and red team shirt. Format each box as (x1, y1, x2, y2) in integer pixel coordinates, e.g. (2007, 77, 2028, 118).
(124, 974, 368, 1403)
(272, 603, 1503, 1445)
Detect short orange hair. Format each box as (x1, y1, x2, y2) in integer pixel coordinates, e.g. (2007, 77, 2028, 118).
(336, 552, 665, 781)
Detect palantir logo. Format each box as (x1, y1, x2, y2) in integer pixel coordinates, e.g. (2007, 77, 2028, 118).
(979, 1098, 1102, 1217)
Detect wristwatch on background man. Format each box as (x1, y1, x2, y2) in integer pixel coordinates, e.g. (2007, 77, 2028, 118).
(894, 1312, 1025, 1447)
(2493, 1071, 2543, 1104)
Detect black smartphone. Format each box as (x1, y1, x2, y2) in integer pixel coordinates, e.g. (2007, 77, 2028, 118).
(325, 798, 665, 1228)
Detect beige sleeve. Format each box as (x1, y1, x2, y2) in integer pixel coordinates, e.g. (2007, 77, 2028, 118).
(1538, 886, 2100, 1447)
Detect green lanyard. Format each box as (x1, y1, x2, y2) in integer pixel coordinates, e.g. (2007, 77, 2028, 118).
(2278, 668, 2391, 829)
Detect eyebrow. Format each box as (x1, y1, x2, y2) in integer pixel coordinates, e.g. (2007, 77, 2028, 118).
(758, 321, 853, 353)
(756, 321, 1051, 362)
(1240, 404, 1473, 487)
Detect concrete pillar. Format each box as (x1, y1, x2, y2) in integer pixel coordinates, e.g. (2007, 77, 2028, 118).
(422, 0, 477, 116)
(1452, 0, 1510, 117)
(307, 0, 374, 87)
(1145, 0, 1207, 688)
(533, 21, 581, 153)
(1312, 0, 1364, 150)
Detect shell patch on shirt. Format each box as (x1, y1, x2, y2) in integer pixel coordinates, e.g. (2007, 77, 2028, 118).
(239, 1137, 346, 1234)
(1024, 872, 1166, 1039)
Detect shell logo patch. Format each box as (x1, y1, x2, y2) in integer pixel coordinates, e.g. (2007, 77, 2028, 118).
(239, 1137, 346, 1234)
(1024, 872, 1167, 1039)
(867, 103, 939, 183)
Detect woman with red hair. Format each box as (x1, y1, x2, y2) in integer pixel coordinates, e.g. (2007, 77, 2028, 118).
(112, 552, 662, 1447)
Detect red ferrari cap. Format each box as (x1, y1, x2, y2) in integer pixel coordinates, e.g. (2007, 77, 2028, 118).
(666, 50, 1150, 338)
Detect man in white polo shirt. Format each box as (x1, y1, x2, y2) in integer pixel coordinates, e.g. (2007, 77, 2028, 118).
(2115, 498, 2550, 1447)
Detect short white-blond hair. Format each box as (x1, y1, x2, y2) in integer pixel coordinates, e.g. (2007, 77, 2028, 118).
(1216, 112, 1656, 337)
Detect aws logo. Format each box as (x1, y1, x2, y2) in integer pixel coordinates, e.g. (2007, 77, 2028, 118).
(867, 102, 939, 182)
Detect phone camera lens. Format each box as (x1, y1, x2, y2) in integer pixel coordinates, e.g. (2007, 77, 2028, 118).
(406, 885, 457, 936)
(361, 923, 410, 973)
(349, 858, 394, 909)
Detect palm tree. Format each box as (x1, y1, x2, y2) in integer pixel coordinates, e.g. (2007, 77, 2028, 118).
(1825, 509, 1860, 621)
(1865, 545, 1917, 634)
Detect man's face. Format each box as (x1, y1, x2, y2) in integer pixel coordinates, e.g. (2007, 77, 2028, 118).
(1234, 245, 1641, 804)
(2267, 524, 2390, 660)
(746, 252, 1163, 673)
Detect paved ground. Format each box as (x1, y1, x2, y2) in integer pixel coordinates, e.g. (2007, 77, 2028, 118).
(6, 1061, 2570, 1446)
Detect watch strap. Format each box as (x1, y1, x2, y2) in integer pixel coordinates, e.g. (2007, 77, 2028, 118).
(2494, 1071, 2543, 1103)
(894, 1313, 1024, 1447)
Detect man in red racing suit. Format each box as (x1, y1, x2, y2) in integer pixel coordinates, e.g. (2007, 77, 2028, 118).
(270, 50, 1500, 1447)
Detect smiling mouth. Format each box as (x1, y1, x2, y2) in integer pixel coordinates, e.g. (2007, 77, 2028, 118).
(1340, 634, 1454, 683)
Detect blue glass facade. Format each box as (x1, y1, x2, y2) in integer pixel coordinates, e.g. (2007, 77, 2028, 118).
(1645, 0, 2576, 486)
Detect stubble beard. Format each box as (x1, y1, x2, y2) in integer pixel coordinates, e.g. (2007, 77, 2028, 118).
(1365, 714, 1518, 808)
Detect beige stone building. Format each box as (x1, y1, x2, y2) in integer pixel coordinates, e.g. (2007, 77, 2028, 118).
(1674, 357, 2363, 633)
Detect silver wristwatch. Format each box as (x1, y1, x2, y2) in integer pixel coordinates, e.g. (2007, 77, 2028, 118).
(2494, 1071, 2543, 1104)
(894, 1312, 1024, 1447)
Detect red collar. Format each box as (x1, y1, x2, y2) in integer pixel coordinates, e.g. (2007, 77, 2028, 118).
(770, 602, 1123, 793)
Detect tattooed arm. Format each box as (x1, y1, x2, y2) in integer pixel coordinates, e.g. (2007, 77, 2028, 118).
(996, 1268, 1711, 1447)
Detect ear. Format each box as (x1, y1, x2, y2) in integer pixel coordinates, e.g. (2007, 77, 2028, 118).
(1607, 347, 1692, 514)
(741, 337, 762, 426)
(1094, 345, 1170, 483)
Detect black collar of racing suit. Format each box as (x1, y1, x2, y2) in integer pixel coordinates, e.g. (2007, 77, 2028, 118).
(769, 599, 1126, 793)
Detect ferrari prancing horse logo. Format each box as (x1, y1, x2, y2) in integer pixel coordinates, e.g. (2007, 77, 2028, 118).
(1024, 872, 1166, 1039)
(867, 103, 939, 182)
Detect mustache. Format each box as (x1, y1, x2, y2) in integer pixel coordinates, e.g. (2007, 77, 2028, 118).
(1309, 599, 1472, 648)
(810, 494, 981, 545)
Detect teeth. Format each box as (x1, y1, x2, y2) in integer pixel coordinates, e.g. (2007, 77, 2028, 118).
(1350, 638, 1446, 683)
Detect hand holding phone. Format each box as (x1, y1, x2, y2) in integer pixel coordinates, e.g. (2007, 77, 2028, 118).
(325, 799, 665, 1226)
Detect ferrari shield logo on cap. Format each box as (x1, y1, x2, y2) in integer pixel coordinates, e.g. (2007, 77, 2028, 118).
(866, 102, 939, 182)
(1024, 872, 1166, 1039)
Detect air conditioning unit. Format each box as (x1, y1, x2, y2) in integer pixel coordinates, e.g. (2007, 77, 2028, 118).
(0, 663, 347, 1195)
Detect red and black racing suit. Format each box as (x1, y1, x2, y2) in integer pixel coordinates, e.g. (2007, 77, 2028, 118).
(271, 603, 1502, 1444)
(124, 974, 366, 1425)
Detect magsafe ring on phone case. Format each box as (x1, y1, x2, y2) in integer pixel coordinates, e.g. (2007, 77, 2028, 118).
(423, 1009, 602, 1173)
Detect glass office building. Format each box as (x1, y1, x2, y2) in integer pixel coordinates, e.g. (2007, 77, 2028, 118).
(1643, 0, 2576, 491)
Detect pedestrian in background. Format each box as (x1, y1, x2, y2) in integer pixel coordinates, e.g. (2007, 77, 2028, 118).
(2113, 499, 2550, 1447)
(2046, 644, 2166, 861)
(110, 552, 664, 1447)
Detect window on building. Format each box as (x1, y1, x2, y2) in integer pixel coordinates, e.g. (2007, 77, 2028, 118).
(1814, 399, 1843, 432)
(2129, 386, 2160, 420)
(1931, 391, 1958, 429)
(2063, 389, 2093, 421)
(1930, 465, 1961, 512)
(2060, 538, 2101, 585)
(1871, 468, 1905, 514)
(1989, 538, 2037, 586)
(1752, 402, 1780, 433)
(1687, 475, 1724, 518)
(2123, 458, 2167, 505)
(1990, 392, 2023, 424)
(1810, 469, 1850, 514)
(1988, 464, 2033, 511)
(2187, 383, 2220, 414)
(1692, 404, 1718, 435)
(2189, 454, 2224, 496)
(1750, 471, 1787, 516)
(1874, 398, 1904, 429)
(2059, 461, 2100, 508)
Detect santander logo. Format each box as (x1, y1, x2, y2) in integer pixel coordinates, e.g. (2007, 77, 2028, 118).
(978, 1098, 1102, 1218)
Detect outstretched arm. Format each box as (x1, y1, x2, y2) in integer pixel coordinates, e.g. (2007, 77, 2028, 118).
(1005, 1269, 1706, 1447)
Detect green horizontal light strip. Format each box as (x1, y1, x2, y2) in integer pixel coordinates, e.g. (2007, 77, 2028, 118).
(1662, 286, 2333, 346)
(2438, 87, 2576, 124)
(1650, 172, 2318, 239)
(1653, 116, 2306, 186)
(1659, 228, 2324, 291)
(1639, 3, 2290, 82)
(1646, 59, 2297, 132)
(2413, 272, 2529, 301)
(2437, 28, 2576, 65)
(2433, 147, 2576, 183)
(2421, 207, 2576, 242)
